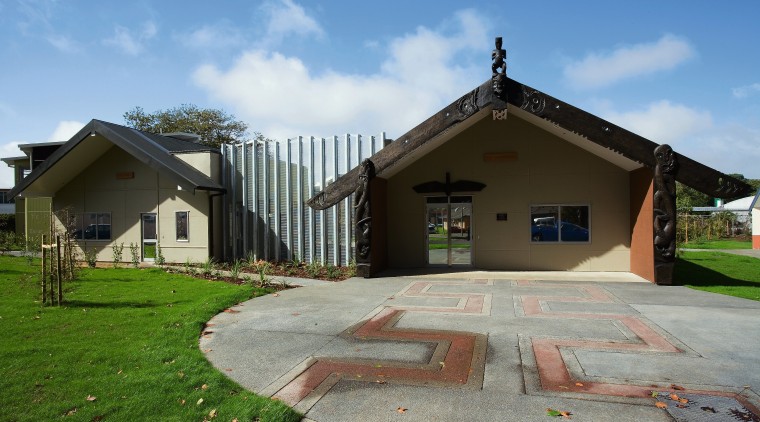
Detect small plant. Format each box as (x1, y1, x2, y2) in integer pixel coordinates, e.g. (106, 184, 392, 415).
(230, 259, 242, 279)
(201, 257, 215, 276)
(85, 247, 97, 268)
(184, 257, 193, 273)
(255, 260, 271, 286)
(129, 242, 140, 268)
(347, 259, 357, 277)
(326, 264, 341, 279)
(242, 275, 253, 286)
(246, 250, 257, 267)
(112, 243, 124, 268)
(156, 243, 165, 267)
(306, 260, 322, 279)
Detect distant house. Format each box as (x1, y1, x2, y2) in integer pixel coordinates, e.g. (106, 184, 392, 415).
(0, 188, 14, 215)
(5, 120, 225, 263)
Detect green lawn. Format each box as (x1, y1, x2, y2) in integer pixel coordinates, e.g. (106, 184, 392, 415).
(0, 255, 300, 422)
(680, 239, 752, 249)
(676, 251, 760, 301)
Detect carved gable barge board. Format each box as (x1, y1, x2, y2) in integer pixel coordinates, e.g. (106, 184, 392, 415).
(307, 76, 753, 210)
(308, 80, 493, 210)
(503, 78, 754, 199)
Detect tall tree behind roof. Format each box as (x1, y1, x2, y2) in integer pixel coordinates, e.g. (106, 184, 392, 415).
(123, 104, 249, 149)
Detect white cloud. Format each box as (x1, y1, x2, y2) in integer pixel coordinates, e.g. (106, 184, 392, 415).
(600, 100, 712, 145)
(564, 34, 696, 89)
(262, 0, 324, 43)
(192, 9, 488, 140)
(103, 21, 158, 56)
(178, 21, 245, 50)
(732, 83, 760, 99)
(691, 124, 760, 178)
(45, 33, 80, 53)
(1, 141, 23, 188)
(15, 0, 81, 53)
(597, 100, 760, 178)
(47, 120, 85, 142)
(0, 120, 84, 188)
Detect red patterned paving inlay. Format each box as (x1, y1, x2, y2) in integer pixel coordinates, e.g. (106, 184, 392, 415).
(391, 279, 491, 314)
(272, 280, 488, 408)
(516, 280, 760, 413)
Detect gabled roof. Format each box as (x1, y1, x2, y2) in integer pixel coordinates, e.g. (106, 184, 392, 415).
(9, 119, 224, 198)
(308, 77, 754, 210)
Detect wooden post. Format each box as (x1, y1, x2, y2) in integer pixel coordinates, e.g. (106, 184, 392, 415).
(41, 235, 47, 305)
(56, 235, 62, 305)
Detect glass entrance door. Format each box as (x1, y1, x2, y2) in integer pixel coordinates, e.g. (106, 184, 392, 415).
(141, 213, 157, 261)
(426, 196, 472, 266)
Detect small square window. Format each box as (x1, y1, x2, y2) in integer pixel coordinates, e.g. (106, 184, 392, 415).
(176, 211, 189, 241)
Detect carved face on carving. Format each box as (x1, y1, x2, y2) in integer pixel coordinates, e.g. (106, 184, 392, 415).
(654, 144, 677, 174)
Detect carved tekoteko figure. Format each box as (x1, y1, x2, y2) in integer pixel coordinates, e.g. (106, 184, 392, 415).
(653, 144, 678, 284)
(354, 159, 375, 276)
(492, 37, 507, 100)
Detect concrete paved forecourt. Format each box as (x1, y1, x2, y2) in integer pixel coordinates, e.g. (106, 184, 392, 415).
(201, 271, 760, 422)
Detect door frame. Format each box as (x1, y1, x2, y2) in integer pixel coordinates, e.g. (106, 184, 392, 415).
(141, 212, 158, 262)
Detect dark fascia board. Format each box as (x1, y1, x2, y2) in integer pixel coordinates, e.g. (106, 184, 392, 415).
(307, 77, 752, 210)
(18, 141, 66, 152)
(1, 156, 29, 165)
(9, 119, 225, 198)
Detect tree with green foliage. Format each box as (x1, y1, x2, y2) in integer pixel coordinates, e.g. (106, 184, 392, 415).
(676, 182, 711, 212)
(124, 104, 249, 148)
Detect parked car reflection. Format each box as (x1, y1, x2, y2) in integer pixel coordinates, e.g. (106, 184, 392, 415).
(531, 221, 588, 242)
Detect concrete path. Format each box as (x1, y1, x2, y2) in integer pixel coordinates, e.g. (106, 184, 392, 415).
(201, 271, 760, 421)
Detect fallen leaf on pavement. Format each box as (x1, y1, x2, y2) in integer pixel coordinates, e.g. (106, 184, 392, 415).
(679, 398, 688, 404)
(575, 382, 584, 387)
(670, 384, 685, 390)
(272, 293, 279, 297)
(655, 401, 668, 409)
(397, 407, 407, 414)
(701, 406, 716, 413)
(669, 393, 680, 401)
(223, 308, 239, 313)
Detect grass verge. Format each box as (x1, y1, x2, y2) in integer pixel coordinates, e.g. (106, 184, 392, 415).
(0, 255, 301, 422)
(675, 251, 760, 301)
(680, 239, 752, 249)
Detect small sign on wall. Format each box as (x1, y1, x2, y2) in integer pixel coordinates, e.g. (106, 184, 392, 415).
(496, 213, 508, 221)
(116, 171, 134, 180)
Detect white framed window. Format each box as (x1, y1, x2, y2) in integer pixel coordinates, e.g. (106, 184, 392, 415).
(530, 204, 590, 243)
(176, 211, 189, 241)
(73, 212, 112, 241)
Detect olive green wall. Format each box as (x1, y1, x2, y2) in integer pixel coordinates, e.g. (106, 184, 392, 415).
(386, 114, 631, 271)
(53, 146, 214, 263)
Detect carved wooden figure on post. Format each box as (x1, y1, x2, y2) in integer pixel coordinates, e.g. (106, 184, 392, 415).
(354, 159, 375, 277)
(653, 144, 678, 284)
(492, 36, 508, 120)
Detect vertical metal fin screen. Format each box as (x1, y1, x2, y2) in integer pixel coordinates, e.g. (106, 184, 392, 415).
(222, 133, 385, 265)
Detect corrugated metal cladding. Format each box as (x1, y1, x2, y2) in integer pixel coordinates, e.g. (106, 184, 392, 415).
(222, 134, 385, 265)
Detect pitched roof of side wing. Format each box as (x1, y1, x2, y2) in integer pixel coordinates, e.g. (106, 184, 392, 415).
(9, 119, 224, 198)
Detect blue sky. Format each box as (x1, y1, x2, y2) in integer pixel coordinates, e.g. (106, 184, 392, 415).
(2, 0, 760, 188)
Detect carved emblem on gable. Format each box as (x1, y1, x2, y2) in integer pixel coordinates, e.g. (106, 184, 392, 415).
(457, 88, 480, 118)
(520, 87, 546, 115)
